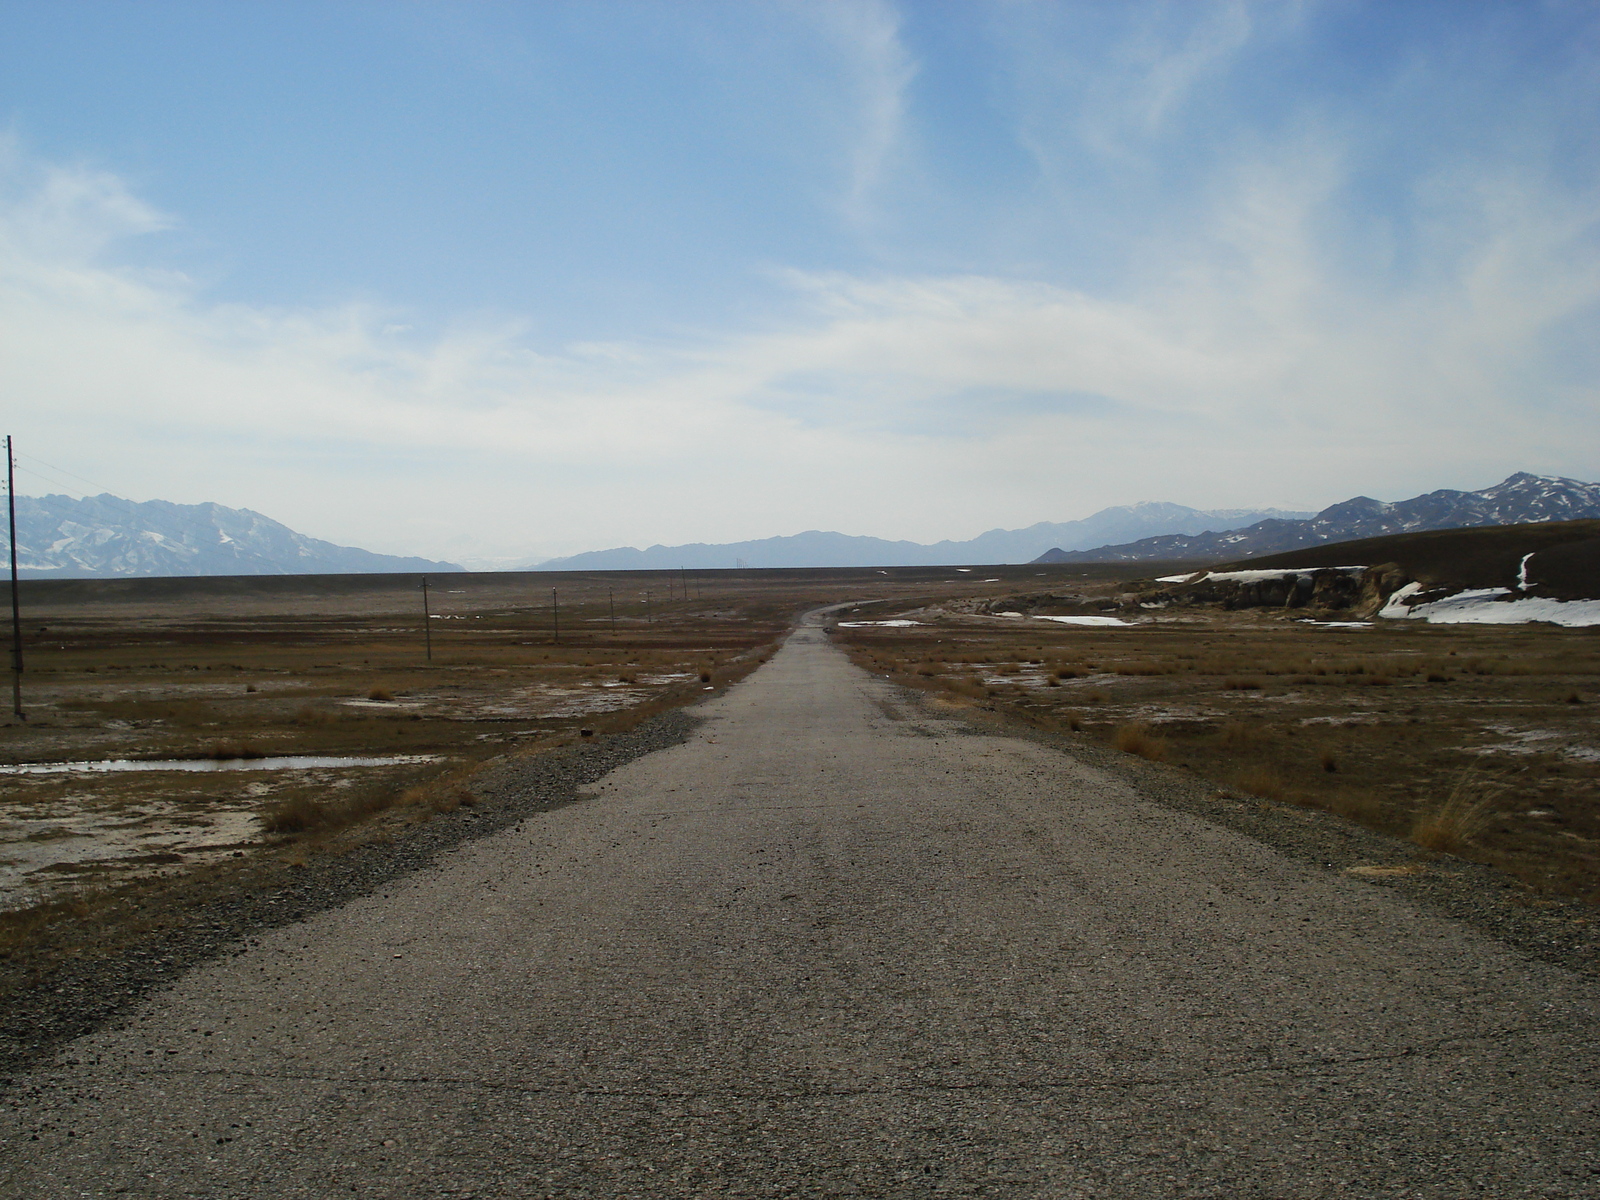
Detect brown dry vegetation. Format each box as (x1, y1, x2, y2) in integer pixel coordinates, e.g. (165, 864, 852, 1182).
(834, 590, 1600, 901)
(0, 562, 1100, 959)
(0, 570, 802, 916)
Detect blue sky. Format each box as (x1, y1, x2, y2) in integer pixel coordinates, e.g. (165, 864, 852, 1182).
(2, 1, 1597, 564)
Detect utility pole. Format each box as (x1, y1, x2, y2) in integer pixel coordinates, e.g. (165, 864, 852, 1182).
(680, 566, 688, 605)
(551, 588, 559, 643)
(608, 587, 616, 634)
(421, 576, 433, 662)
(6, 436, 23, 721)
(644, 590, 651, 625)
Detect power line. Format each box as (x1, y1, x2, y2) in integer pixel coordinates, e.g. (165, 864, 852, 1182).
(14, 452, 116, 496)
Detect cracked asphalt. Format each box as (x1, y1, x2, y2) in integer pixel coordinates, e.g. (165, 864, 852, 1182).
(3, 616, 1597, 1197)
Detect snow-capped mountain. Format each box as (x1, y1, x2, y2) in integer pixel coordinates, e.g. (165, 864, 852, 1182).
(1035, 474, 1600, 564)
(535, 502, 1312, 570)
(12, 494, 462, 578)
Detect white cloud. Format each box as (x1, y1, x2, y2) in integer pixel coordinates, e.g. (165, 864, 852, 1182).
(3, 92, 1596, 565)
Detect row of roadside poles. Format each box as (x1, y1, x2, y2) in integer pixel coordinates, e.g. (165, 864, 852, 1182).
(416, 571, 699, 662)
(0, 436, 708, 698)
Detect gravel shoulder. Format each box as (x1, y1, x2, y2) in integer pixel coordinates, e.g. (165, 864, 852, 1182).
(935, 697, 1600, 980)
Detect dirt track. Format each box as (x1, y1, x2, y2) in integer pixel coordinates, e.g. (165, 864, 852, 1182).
(3, 615, 1597, 1197)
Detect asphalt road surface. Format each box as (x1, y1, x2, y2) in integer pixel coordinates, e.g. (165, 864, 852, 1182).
(3, 618, 1597, 1198)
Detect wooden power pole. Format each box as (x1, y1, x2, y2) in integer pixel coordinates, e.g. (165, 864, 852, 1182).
(6, 436, 22, 720)
(421, 576, 433, 662)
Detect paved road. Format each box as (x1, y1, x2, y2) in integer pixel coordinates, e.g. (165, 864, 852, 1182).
(4, 619, 1597, 1197)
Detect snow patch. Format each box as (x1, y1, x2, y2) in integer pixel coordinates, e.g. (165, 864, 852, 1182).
(1185, 566, 1367, 585)
(1381, 583, 1600, 627)
(996, 611, 1130, 627)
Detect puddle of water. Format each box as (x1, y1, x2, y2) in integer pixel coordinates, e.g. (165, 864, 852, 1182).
(0, 754, 440, 776)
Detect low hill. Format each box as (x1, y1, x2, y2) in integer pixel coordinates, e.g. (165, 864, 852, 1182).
(535, 503, 1310, 570)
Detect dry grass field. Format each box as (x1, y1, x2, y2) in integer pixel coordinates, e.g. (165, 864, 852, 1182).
(0, 563, 1081, 944)
(0, 569, 794, 916)
(832, 577, 1600, 902)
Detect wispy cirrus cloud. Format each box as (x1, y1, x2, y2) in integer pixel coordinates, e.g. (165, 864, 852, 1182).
(807, 0, 917, 227)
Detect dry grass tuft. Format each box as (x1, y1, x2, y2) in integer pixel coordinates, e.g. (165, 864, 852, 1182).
(1112, 721, 1169, 761)
(1411, 768, 1505, 854)
(367, 687, 393, 701)
(1218, 721, 1267, 750)
(428, 786, 477, 814)
(260, 795, 329, 834)
(1323, 789, 1388, 830)
(1235, 764, 1287, 802)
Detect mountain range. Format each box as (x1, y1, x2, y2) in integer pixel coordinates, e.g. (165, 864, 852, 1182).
(533, 503, 1313, 571)
(1033, 474, 1600, 564)
(13, 494, 463, 579)
(12, 474, 1591, 579)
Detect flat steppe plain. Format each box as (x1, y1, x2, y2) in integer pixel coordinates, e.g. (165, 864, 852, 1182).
(1, 565, 1597, 1196)
(3, 609, 1597, 1197)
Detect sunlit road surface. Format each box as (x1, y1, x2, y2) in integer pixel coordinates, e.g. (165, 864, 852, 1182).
(4, 615, 1597, 1198)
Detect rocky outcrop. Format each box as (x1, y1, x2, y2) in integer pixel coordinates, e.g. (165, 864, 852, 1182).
(1136, 565, 1413, 615)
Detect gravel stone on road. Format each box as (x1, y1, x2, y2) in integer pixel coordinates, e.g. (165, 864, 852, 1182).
(2, 617, 1597, 1197)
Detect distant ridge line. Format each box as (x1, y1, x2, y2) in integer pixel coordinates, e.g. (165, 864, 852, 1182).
(534, 503, 1311, 571)
(1033, 474, 1600, 564)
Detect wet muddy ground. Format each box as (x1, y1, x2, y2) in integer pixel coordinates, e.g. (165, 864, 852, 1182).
(0, 574, 797, 910)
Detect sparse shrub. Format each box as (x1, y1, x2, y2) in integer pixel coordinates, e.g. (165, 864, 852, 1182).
(1566, 691, 1584, 704)
(245, 684, 258, 693)
(1062, 711, 1083, 731)
(368, 687, 393, 702)
(700, 672, 712, 683)
(1218, 721, 1267, 750)
(1112, 721, 1168, 761)
(1045, 677, 1061, 687)
(1224, 678, 1263, 691)
(1235, 764, 1287, 802)
(208, 740, 266, 761)
(1318, 750, 1338, 773)
(1084, 690, 1108, 704)
(1426, 673, 1451, 684)
(261, 796, 329, 834)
